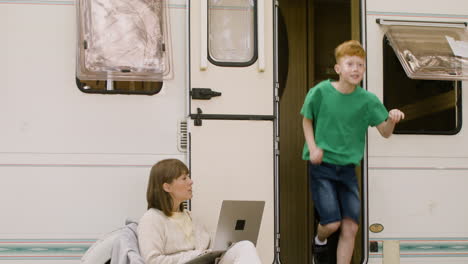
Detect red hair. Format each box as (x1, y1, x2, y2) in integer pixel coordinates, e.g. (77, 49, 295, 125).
(335, 40, 366, 62)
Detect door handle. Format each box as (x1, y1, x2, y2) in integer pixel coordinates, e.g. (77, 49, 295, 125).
(191, 88, 222, 100)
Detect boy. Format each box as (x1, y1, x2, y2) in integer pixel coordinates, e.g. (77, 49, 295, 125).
(301, 40, 404, 264)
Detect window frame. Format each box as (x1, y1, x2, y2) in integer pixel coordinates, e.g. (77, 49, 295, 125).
(378, 19, 468, 81)
(75, 78, 163, 95)
(207, 0, 258, 67)
(382, 36, 463, 135)
(75, 0, 172, 95)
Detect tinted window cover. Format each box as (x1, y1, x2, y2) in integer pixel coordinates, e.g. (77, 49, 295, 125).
(208, 0, 257, 66)
(77, 0, 170, 81)
(381, 20, 468, 80)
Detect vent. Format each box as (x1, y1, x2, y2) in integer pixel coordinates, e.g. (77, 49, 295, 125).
(182, 201, 189, 210)
(177, 120, 188, 152)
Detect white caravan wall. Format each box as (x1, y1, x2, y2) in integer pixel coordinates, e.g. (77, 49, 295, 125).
(0, 0, 188, 262)
(366, 0, 468, 263)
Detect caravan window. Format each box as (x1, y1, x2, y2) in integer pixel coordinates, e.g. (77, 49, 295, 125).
(383, 36, 462, 134)
(379, 20, 468, 80)
(208, 0, 257, 66)
(75, 0, 172, 95)
(380, 20, 464, 134)
(76, 80, 163, 95)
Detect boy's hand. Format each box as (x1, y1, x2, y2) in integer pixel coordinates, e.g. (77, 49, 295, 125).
(310, 147, 323, 164)
(388, 109, 405, 124)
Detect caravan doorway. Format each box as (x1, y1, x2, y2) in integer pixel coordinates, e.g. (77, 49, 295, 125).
(278, 0, 364, 263)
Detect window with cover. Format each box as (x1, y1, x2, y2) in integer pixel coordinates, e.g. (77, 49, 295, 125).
(379, 20, 464, 134)
(208, 0, 257, 66)
(76, 0, 172, 95)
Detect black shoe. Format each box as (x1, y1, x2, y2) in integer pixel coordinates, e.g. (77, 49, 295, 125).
(313, 242, 329, 264)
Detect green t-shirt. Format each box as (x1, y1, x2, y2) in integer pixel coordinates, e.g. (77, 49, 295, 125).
(301, 80, 388, 165)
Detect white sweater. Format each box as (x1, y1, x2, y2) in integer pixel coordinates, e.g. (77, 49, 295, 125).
(137, 209, 211, 264)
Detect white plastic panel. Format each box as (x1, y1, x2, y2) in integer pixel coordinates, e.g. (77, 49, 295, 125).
(0, 1, 188, 262)
(1, 3, 185, 156)
(190, 120, 274, 264)
(366, 2, 468, 263)
(367, 0, 468, 15)
(369, 163, 468, 237)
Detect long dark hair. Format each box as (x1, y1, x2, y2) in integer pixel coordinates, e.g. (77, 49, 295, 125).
(146, 159, 189, 216)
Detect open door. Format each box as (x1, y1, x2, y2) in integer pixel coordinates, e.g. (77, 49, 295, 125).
(188, 1, 276, 263)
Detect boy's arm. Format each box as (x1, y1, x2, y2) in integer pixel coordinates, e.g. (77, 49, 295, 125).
(376, 109, 405, 138)
(303, 117, 323, 164)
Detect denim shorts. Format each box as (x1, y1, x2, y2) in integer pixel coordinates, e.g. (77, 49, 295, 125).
(309, 161, 360, 225)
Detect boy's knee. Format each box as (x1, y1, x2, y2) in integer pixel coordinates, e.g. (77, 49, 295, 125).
(323, 221, 341, 233)
(341, 218, 359, 236)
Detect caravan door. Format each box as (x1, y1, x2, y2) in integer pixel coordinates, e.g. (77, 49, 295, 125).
(189, 1, 275, 263)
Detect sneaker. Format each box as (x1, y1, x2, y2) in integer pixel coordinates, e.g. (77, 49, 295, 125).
(312, 243, 329, 264)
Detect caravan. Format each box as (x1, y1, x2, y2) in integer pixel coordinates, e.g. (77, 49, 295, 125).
(1, 0, 468, 263)
(1, 0, 275, 263)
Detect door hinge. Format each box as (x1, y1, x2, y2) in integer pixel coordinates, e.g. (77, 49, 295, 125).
(275, 82, 280, 102)
(275, 233, 281, 253)
(274, 136, 280, 156)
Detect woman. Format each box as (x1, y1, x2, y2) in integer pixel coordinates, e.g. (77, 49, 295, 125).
(137, 159, 262, 264)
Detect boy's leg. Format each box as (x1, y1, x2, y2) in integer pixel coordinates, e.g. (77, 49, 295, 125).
(337, 218, 358, 264)
(309, 162, 342, 264)
(309, 163, 342, 243)
(336, 165, 360, 264)
(316, 221, 341, 242)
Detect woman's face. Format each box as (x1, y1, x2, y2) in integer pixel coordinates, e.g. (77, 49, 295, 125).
(163, 173, 193, 207)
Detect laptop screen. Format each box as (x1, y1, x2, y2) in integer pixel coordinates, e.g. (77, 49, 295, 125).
(212, 200, 265, 251)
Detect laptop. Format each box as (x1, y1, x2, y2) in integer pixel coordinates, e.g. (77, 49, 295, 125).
(185, 200, 265, 264)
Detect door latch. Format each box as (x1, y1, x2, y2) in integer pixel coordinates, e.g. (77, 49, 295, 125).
(194, 108, 203, 126)
(191, 88, 222, 100)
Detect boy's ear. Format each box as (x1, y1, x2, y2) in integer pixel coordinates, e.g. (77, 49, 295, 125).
(334, 64, 341, 74)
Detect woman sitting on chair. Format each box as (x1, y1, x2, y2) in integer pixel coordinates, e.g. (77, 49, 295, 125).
(138, 159, 262, 264)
